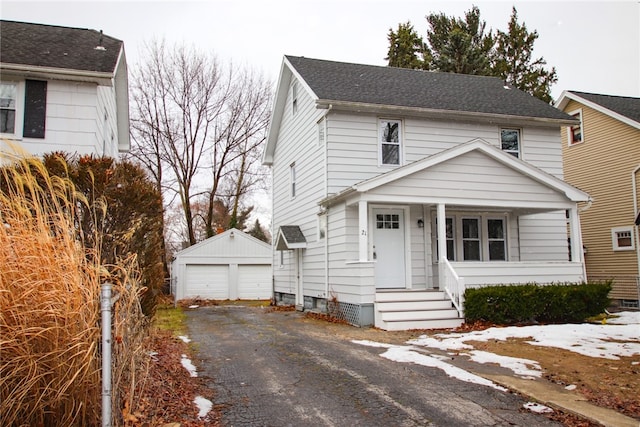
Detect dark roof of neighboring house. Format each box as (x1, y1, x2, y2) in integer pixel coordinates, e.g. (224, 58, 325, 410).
(286, 55, 573, 121)
(568, 91, 640, 123)
(0, 20, 122, 74)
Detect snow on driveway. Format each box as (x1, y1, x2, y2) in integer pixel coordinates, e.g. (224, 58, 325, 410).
(354, 311, 640, 387)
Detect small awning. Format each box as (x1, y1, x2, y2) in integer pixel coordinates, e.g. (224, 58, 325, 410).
(275, 225, 307, 250)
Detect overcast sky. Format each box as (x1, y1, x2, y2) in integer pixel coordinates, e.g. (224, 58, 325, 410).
(2, 0, 639, 101)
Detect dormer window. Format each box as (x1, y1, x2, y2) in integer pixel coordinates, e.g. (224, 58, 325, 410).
(568, 109, 583, 145)
(379, 119, 401, 165)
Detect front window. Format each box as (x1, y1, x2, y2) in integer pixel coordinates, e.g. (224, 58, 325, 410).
(0, 83, 16, 134)
(501, 128, 520, 158)
(568, 110, 583, 145)
(462, 218, 481, 260)
(380, 119, 401, 165)
(487, 219, 506, 260)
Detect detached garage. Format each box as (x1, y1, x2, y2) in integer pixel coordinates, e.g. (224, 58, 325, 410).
(172, 229, 272, 301)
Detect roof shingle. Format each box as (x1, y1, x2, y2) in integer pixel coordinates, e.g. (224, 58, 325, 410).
(569, 91, 640, 123)
(286, 55, 572, 121)
(0, 20, 122, 74)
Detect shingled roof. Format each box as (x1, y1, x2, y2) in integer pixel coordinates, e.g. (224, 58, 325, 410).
(567, 91, 640, 124)
(0, 20, 123, 74)
(286, 55, 573, 122)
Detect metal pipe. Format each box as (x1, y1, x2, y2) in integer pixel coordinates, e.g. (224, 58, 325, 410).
(101, 283, 112, 427)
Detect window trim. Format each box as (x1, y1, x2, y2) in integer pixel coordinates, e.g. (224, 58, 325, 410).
(500, 128, 521, 158)
(291, 81, 298, 115)
(567, 109, 584, 146)
(434, 213, 509, 262)
(612, 226, 634, 251)
(378, 118, 402, 166)
(0, 81, 17, 135)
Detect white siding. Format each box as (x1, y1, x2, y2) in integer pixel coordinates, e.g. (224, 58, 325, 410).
(271, 78, 328, 299)
(519, 211, 570, 261)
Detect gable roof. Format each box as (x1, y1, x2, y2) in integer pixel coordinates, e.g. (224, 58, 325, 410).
(0, 20, 123, 75)
(555, 90, 640, 130)
(174, 228, 271, 258)
(275, 225, 307, 250)
(320, 138, 590, 206)
(264, 55, 577, 165)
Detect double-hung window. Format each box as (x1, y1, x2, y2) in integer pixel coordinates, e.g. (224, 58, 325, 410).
(501, 128, 520, 158)
(0, 83, 17, 134)
(435, 215, 508, 262)
(568, 110, 583, 145)
(379, 119, 401, 166)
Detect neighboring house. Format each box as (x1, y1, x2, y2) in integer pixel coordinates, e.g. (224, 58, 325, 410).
(557, 91, 640, 308)
(0, 20, 129, 157)
(171, 229, 272, 302)
(263, 56, 590, 331)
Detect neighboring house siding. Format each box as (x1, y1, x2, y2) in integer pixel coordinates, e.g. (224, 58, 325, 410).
(97, 85, 119, 157)
(271, 79, 327, 298)
(326, 113, 565, 195)
(562, 99, 640, 299)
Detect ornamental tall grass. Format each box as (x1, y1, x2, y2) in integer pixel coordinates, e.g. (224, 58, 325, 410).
(0, 148, 148, 426)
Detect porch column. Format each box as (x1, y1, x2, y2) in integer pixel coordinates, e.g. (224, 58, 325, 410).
(437, 203, 446, 289)
(358, 200, 368, 262)
(568, 206, 584, 264)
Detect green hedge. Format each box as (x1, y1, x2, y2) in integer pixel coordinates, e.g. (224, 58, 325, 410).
(464, 281, 612, 324)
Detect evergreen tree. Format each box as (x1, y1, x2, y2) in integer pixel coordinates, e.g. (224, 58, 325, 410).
(425, 6, 494, 75)
(492, 7, 558, 103)
(247, 218, 270, 243)
(386, 21, 430, 69)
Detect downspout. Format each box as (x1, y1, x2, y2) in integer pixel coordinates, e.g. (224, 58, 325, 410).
(322, 105, 332, 301)
(632, 165, 640, 298)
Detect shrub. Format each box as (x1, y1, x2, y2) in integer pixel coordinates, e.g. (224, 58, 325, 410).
(464, 281, 612, 324)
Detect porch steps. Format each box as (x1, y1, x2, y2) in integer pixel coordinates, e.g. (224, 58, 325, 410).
(375, 290, 463, 331)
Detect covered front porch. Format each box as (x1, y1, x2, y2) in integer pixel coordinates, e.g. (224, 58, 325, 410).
(321, 140, 591, 329)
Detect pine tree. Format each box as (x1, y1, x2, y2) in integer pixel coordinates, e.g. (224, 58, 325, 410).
(425, 6, 494, 75)
(492, 7, 558, 103)
(247, 218, 270, 243)
(385, 21, 430, 69)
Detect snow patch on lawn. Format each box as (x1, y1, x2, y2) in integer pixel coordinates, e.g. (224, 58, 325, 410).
(353, 340, 507, 391)
(181, 354, 198, 377)
(524, 402, 553, 414)
(194, 395, 212, 418)
(468, 350, 541, 379)
(178, 335, 191, 343)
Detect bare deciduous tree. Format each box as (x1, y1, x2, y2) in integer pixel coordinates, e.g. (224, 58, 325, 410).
(130, 40, 272, 248)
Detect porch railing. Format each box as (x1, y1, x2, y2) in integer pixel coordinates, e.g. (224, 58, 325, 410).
(441, 258, 465, 318)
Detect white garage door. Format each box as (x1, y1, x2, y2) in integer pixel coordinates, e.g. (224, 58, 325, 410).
(184, 265, 229, 299)
(238, 265, 271, 300)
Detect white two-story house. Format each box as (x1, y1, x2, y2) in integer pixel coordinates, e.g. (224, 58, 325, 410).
(0, 20, 129, 157)
(263, 56, 590, 330)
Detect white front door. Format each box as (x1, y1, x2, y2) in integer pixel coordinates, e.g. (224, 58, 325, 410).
(373, 208, 406, 289)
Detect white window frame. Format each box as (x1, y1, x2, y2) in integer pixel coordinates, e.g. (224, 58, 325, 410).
(612, 226, 634, 251)
(486, 217, 507, 261)
(461, 216, 482, 261)
(433, 213, 509, 262)
(0, 80, 24, 139)
(500, 128, 521, 158)
(379, 119, 402, 166)
(290, 162, 296, 199)
(568, 109, 584, 146)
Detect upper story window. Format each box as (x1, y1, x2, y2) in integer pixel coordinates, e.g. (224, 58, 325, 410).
(291, 82, 298, 115)
(568, 109, 583, 145)
(290, 162, 296, 199)
(0, 83, 17, 134)
(612, 227, 634, 251)
(500, 128, 520, 158)
(0, 79, 47, 139)
(379, 119, 401, 165)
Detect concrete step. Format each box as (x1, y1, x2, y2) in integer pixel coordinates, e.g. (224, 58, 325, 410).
(379, 308, 460, 322)
(375, 290, 445, 303)
(380, 317, 463, 331)
(376, 299, 453, 312)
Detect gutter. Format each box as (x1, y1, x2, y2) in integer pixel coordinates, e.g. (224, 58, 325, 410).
(0, 63, 114, 86)
(315, 99, 579, 127)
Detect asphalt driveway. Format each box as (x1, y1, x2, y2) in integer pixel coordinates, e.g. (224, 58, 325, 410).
(185, 305, 562, 427)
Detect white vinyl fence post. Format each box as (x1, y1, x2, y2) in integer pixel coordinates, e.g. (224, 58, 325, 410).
(101, 283, 112, 427)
